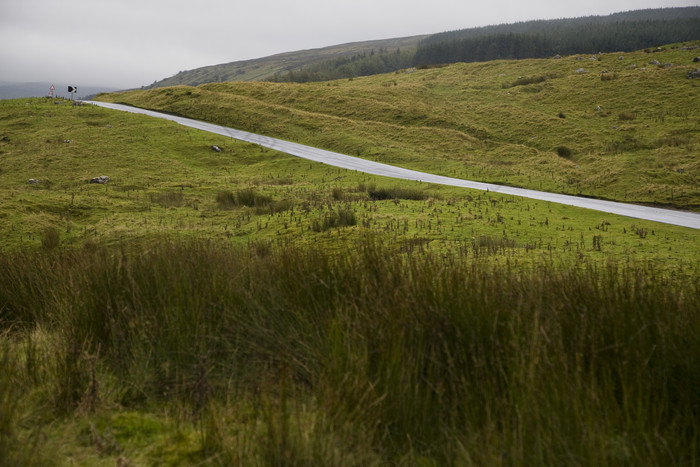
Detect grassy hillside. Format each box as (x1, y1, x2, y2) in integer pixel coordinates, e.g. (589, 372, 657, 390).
(100, 43, 700, 211)
(0, 95, 696, 262)
(147, 35, 426, 88)
(146, 8, 699, 87)
(1, 46, 699, 464)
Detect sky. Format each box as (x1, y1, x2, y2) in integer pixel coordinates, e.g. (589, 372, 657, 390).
(1, 0, 697, 90)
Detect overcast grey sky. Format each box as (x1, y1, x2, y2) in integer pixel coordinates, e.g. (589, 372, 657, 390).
(1, 0, 697, 89)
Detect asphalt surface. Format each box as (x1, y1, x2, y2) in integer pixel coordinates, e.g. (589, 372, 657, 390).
(87, 101, 700, 230)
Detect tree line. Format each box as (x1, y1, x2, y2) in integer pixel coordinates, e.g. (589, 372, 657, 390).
(268, 48, 415, 83)
(414, 17, 700, 65)
(269, 7, 700, 83)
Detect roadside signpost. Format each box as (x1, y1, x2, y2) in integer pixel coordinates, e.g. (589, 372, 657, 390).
(48, 84, 55, 97)
(68, 86, 77, 100)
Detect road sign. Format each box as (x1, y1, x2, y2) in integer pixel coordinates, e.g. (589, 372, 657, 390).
(48, 84, 55, 97)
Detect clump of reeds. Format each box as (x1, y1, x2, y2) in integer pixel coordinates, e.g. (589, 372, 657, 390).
(216, 188, 293, 214)
(367, 186, 427, 201)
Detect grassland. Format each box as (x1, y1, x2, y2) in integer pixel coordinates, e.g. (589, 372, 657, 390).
(2, 241, 698, 465)
(100, 42, 700, 211)
(1, 97, 696, 266)
(1, 44, 699, 465)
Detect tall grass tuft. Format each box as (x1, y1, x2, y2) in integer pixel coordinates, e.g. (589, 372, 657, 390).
(367, 186, 427, 201)
(312, 207, 357, 232)
(41, 226, 60, 250)
(555, 145, 573, 158)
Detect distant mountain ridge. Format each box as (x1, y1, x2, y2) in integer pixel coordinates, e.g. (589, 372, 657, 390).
(146, 7, 700, 88)
(147, 35, 427, 89)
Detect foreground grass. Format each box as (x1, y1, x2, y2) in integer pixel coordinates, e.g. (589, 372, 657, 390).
(1, 240, 698, 465)
(97, 42, 700, 210)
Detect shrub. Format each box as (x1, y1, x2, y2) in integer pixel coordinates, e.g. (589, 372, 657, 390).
(555, 146, 572, 158)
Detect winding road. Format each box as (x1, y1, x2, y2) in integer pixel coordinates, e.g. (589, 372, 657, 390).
(87, 101, 700, 230)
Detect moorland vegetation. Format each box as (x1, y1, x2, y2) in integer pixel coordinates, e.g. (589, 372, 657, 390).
(0, 41, 698, 465)
(150, 7, 700, 86)
(101, 43, 700, 211)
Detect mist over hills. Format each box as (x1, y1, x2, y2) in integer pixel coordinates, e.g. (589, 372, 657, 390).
(0, 82, 119, 100)
(146, 7, 700, 88)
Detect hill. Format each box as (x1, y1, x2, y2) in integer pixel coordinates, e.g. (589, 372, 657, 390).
(2, 45, 699, 465)
(1, 92, 699, 465)
(146, 7, 700, 87)
(98, 43, 700, 212)
(146, 35, 427, 88)
(414, 7, 700, 67)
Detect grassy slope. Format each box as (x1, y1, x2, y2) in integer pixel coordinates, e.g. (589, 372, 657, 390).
(148, 35, 426, 87)
(0, 97, 697, 270)
(100, 43, 700, 211)
(1, 47, 699, 465)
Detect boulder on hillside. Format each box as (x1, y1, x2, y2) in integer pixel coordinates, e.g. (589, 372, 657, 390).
(688, 69, 700, 79)
(90, 176, 110, 184)
(552, 54, 562, 60)
(694, 57, 700, 63)
(211, 145, 222, 152)
(649, 59, 661, 65)
(27, 179, 40, 185)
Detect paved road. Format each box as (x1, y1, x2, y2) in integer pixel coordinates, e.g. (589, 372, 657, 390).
(87, 101, 700, 230)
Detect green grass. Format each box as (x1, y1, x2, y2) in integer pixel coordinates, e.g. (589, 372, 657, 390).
(98, 41, 700, 210)
(1, 241, 698, 465)
(1, 45, 699, 464)
(2, 97, 696, 269)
